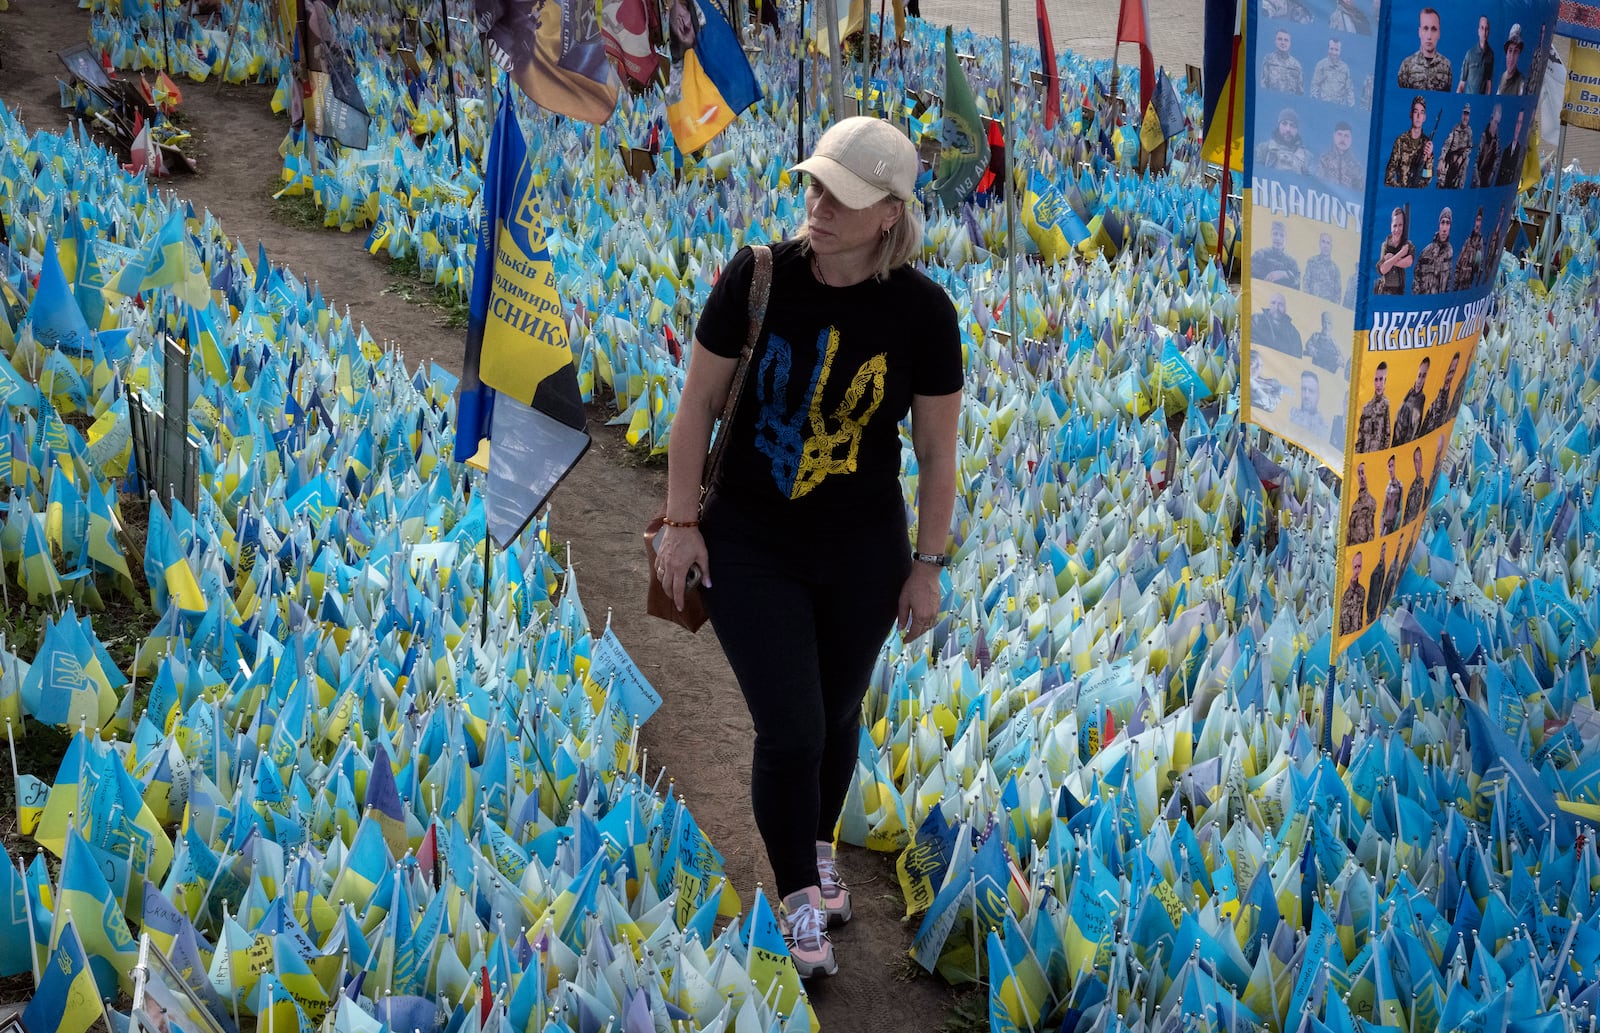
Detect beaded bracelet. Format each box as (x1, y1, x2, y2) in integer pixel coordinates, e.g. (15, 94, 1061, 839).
(661, 517, 700, 528)
(912, 551, 951, 567)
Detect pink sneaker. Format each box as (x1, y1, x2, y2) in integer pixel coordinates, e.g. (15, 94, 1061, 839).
(780, 886, 837, 978)
(815, 841, 852, 926)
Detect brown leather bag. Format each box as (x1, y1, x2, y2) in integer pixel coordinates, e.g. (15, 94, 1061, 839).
(644, 244, 773, 631)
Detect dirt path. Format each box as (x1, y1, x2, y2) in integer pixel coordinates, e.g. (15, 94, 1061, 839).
(0, 2, 960, 1028)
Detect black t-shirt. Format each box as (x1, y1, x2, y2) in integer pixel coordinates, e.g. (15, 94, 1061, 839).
(695, 239, 963, 535)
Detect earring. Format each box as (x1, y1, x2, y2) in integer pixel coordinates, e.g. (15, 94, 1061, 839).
(881, 227, 890, 241)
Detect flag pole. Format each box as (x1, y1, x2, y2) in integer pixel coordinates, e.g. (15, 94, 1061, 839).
(440, 0, 463, 167)
(1217, 12, 1241, 269)
(1000, 0, 1020, 354)
(820, 0, 845, 121)
(160, 0, 172, 75)
(797, 0, 808, 163)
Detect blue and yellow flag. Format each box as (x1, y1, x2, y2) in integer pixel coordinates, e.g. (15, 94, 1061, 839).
(665, 0, 761, 155)
(21, 917, 105, 1033)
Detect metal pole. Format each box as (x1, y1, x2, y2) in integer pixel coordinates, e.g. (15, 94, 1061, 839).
(160, 0, 172, 75)
(1000, 0, 1019, 352)
(820, 0, 845, 122)
(797, 0, 808, 162)
(439, 0, 463, 166)
(481, 522, 492, 646)
(1545, 118, 1568, 272)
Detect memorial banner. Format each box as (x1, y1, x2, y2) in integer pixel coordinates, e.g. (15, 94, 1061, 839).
(1242, 0, 1378, 472)
(1331, 0, 1558, 657)
(1564, 35, 1600, 128)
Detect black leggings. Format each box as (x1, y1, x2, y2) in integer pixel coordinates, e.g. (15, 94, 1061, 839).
(702, 504, 910, 898)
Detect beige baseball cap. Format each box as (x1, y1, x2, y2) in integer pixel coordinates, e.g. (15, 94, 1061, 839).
(791, 117, 918, 209)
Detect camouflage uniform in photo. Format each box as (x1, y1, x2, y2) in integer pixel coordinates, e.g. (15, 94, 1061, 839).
(1386, 131, 1430, 187)
(1413, 236, 1454, 294)
(1303, 254, 1343, 302)
(1436, 121, 1473, 188)
(1311, 58, 1357, 105)
(1257, 134, 1313, 174)
(1261, 51, 1306, 93)
(1347, 488, 1376, 544)
(1339, 577, 1367, 634)
(1392, 386, 1427, 445)
(1453, 230, 1484, 291)
(1404, 474, 1426, 523)
(1397, 51, 1452, 91)
(1304, 329, 1342, 372)
(1318, 145, 1364, 189)
(1381, 479, 1403, 536)
(1356, 395, 1391, 452)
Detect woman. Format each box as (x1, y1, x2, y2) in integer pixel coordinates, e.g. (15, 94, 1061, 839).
(1375, 206, 1414, 295)
(653, 117, 962, 977)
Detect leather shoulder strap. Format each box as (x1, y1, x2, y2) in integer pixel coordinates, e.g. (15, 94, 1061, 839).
(700, 244, 771, 501)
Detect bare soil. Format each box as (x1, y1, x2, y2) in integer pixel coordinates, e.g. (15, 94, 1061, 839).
(0, 2, 964, 1028)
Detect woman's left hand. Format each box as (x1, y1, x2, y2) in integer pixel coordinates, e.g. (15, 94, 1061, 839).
(897, 563, 943, 639)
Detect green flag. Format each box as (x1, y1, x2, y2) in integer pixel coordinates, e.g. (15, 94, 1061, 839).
(931, 26, 989, 210)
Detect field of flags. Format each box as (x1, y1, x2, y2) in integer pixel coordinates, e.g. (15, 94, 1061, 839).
(4, 0, 1600, 1031)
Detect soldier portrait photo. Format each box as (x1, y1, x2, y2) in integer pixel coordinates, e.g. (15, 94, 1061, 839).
(1304, 231, 1344, 303)
(1304, 311, 1343, 372)
(1311, 38, 1358, 106)
(1385, 95, 1435, 188)
(1289, 369, 1331, 439)
(1485, 203, 1508, 286)
(1435, 105, 1474, 188)
(1347, 463, 1377, 545)
(1380, 454, 1404, 537)
(1366, 540, 1389, 624)
(1262, 0, 1316, 24)
(1248, 351, 1286, 412)
(1392, 355, 1430, 446)
(1423, 351, 1463, 434)
(1339, 550, 1368, 635)
(1252, 220, 1302, 288)
(1458, 15, 1495, 94)
(1498, 109, 1526, 185)
(1261, 29, 1306, 94)
(1317, 121, 1365, 191)
(1375, 206, 1415, 295)
(1398, 7, 1452, 91)
(1251, 292, 1304, 357)
(1256, 107, 1314, 174)
(1356, 361, 1392, 453)
(1404, 445, 1428, 524)
(1499, 22, 1526, 95)
(1475, 103, 1502, 188)
(1249, 349, 1285, 412)
(1413, 207, 1454, 295)
(1454, 206, 1486, 291)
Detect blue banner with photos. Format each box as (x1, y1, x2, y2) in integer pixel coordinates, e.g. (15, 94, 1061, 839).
(1243, 0, 1380, 473)
(1331, 0, 1559, 657)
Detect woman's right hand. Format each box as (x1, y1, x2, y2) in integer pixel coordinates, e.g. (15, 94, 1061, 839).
(654, 523, 711, 612)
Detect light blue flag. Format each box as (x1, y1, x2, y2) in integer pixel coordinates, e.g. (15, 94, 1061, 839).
(31, 238, 94, 357)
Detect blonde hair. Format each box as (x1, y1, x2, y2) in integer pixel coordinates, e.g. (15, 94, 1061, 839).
(796, 198, 926, 281)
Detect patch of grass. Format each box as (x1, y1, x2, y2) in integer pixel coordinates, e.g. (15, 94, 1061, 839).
(381, 254, 471, 329)
(938, 990, 989, 1033)
(269, 178, 328, 232)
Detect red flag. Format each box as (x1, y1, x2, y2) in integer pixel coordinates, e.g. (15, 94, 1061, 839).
(1115, 0, 1155, 115)
(1036, 0, 1060, 130)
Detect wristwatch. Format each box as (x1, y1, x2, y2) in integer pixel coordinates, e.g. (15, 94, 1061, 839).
(913, 551, 951, 567)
